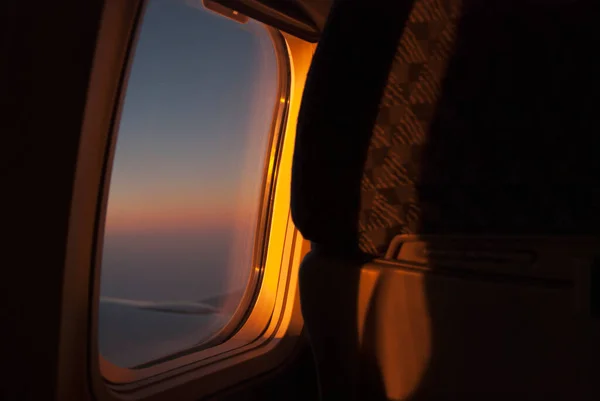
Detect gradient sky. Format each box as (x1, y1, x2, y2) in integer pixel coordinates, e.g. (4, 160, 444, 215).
(105, 0, 278, 233)
(99, 0, 280, 303)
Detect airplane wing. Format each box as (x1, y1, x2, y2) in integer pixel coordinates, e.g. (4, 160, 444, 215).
(99, 296, 223, 315)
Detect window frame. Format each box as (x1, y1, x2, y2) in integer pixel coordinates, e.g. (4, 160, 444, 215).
(95, 0, 288, 378)
(93, 0, 291, 373)
(59, 0, 317, 399)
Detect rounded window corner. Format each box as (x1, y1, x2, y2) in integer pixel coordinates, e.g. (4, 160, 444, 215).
(91, 0, 297, 391)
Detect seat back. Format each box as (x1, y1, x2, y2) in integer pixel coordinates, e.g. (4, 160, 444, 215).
(292, 0, 600, 400)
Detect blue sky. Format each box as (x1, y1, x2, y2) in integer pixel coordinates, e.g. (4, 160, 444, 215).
(99, 0, 279, 302)
(106, 0, 278, 232)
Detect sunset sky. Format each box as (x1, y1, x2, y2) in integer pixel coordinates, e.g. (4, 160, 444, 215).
(98, 0, 280, 305)
(104, 0, 278, 234)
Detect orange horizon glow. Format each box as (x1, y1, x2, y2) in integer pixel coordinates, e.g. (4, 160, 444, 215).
(102, 12, 277, 239)
(103, 206, 259, 233)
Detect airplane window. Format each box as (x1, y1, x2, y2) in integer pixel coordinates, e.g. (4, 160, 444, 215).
(98, 0, 281, 368)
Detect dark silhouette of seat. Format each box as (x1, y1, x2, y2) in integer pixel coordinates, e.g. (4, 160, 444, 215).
(292, 0, 600, 400)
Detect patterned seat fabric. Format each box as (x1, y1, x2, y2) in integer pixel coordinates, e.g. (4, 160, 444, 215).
(291, 2, 600, 400)
(358, 0, 600, 256)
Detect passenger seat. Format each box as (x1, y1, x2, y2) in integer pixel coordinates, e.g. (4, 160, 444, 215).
(292, 0, 600, 400)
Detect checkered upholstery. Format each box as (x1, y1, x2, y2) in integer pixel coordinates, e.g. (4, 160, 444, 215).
(358, 0, 600, 255)
(291, 0, 599, 257)
(291, 1, 600, 399)
(358, 0, 459, 254)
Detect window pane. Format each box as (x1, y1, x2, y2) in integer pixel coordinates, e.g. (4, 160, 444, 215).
(98, 0, 280, 368)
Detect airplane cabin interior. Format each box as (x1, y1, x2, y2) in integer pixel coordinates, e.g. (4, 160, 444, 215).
(2, 0, 599, 400)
